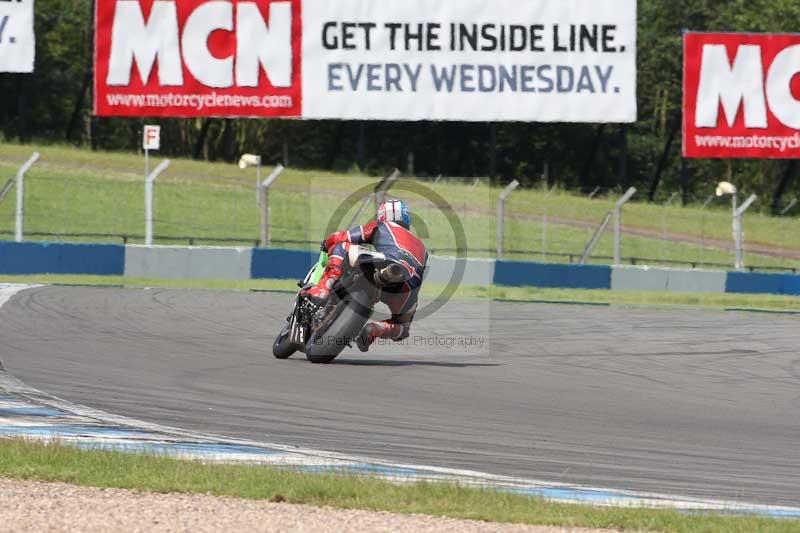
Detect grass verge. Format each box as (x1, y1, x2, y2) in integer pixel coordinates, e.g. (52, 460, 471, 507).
(1, 274, 800, 312)
(1, 141, 799, 269)
(0, 439, 795, 532)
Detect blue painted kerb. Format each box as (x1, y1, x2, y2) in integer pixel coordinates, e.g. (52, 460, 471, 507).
(0, 241, 125, 275)
(494, 261, 611, 289)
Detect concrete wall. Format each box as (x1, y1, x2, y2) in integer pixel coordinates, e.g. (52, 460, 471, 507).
(611, 266, 670, 291)
(611, 266, 726, 294)
(668, 269, 727, 293)
(125, 246, 251, 280)
(425, 256, 495, 286)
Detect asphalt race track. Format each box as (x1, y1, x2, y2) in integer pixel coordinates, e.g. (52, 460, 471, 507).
(1, 286, 799, 506)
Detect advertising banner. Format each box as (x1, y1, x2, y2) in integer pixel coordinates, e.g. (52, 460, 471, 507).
(94, 0, 637, 122)
(684, 32, 800, 159)
(0, 0, 35, 73)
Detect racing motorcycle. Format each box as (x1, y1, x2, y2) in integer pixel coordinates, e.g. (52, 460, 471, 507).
(272, 245, 409, 364)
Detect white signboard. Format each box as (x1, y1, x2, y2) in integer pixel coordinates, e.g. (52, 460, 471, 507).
(95, 0, 636, 123)
(143, 125, 161, 151)
(301, 0, 637, 122)
(0, 0, 35, 73)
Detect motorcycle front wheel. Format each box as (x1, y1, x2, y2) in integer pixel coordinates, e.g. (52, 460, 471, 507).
(272, 324, 296, 359)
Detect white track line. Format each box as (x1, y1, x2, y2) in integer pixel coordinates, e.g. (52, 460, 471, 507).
(1, 283, 799, 518)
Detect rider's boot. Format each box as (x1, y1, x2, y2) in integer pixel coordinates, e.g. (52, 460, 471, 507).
(356, 321, 403, 352)
(303, 255, 344, 304)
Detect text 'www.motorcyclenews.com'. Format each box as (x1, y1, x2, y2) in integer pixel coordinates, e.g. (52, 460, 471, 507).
(105, 92, 294, 111)
(694, 133, 800, 153)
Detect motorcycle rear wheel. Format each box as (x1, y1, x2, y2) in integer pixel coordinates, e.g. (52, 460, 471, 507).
(305, 295, 372, 364)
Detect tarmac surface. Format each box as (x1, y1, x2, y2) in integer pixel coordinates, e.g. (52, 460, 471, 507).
(1, 286, 798, 506)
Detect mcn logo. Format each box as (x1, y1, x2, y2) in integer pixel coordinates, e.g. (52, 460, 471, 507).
(696, 43, 800, 130)
(684, 33, 800, 159)
(95, 0, 303, 118)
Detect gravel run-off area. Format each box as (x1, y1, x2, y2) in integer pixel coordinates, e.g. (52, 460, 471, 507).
(0, 478, 623, 533)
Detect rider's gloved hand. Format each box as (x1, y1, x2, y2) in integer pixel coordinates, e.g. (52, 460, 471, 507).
(322, 230, 350, 253)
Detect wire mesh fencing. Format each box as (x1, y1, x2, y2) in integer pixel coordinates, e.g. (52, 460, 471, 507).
(0, 162, 798, 273)
(502, 186, 800, 272)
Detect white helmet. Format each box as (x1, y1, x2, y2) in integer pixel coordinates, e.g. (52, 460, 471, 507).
(377, 200, 411, 229)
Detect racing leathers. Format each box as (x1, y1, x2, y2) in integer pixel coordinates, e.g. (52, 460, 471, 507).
(306, 220, 428, 351)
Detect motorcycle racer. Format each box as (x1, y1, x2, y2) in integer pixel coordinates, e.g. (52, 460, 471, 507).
(303, 200, 428, 352)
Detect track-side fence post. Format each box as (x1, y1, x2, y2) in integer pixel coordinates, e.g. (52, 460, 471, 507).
(256, 161, 262, 208)
(660, 192, 679, 262)
(733, 194, 757, 271)
(699, 194, 716, 265)
(349, 195, 374, 228)
(145, 160, 170, 246)
(780, 198, 798, 216)
(496, 180, 520, 259)
(259, 164, 284, 247)
(778, 198, 797, 259)
(580, 211, 613, 265)
(14, 152, 40, 243)
(237, 154, 263, 207)
(613, 187, 637, 266)
(374, 169, 400, 213)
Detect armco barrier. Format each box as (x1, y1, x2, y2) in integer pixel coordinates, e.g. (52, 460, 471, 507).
(611, 266, 726, 294)
(494, 261, 611, 289)
(125, 245, 252, 280)
(0, 241, 124, 275)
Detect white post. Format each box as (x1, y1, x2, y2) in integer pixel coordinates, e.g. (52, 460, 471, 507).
(780, 198, 797, 216)
(731, 192, 738, 269)
(496, 180, 520, 259)
(256, 160, 262, 208)
(15, 152, 40, 243)
(374, 169, 400, 213)
(733, 194, 757, 271)
(145, 160, 171, 246)
(349, 194, 374, 228)
(700, 194, 716, 265)
(260, 165, 284, 247)
(613, 187, 637, 266)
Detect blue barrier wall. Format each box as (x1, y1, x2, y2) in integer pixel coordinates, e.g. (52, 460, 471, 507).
(0, 242, 125, 275)
(783, 275, 800, 296)
(726, 271, 800, 296)
(5, 239, 800, 298)
(494, 261, 611, 289)
(251, 249, 319, 280)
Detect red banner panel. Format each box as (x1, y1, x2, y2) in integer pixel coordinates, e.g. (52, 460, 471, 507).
(683, 32, 800, 159)
(94, 0, 303, 118)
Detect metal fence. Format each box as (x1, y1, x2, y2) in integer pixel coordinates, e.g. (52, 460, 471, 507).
(500, 185, 800, 273)
(1, 153, 799, 273)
